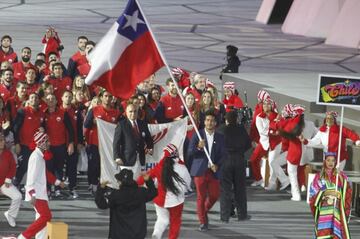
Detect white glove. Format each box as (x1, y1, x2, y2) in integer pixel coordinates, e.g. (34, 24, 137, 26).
(356, 140, 360, 147)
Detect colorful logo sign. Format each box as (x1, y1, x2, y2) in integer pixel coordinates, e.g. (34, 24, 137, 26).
(317, 75, 360, 107)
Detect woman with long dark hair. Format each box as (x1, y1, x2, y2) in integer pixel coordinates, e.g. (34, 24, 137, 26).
(276, 104, 305, 201)
(309, 152, 352, 239)
(137, 144, 191, 239)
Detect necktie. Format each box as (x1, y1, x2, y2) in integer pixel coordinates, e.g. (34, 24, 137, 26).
(132, 121, 140, 137)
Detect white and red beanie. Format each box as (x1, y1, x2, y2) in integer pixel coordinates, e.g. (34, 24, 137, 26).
(171, 67, 185, 79)
(282, 104, 305, 118)
(206, 78, 214, 88)
(281, 104, 293, 118)
(257, 90, 270, 103)
(223, 81, 235, 94)
(326, 111, 338, 119)
(33, 130, 49, 150)
(292, 104, 305, 116)
(163, 143, 179, 158)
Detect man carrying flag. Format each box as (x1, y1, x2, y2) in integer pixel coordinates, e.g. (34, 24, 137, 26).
(85, 0, 164, 99)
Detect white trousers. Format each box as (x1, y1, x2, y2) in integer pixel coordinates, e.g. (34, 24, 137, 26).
(152, 204, 169, 239)
(287, 162, 300, 199)
(268, 144, 289, 186)
(120, 158, 141, 180)
(0, 183, 22, 218)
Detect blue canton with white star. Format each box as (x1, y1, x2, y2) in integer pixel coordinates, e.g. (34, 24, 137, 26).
(117, 0, 148, 41)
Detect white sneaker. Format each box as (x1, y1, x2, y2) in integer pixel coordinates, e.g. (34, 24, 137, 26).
(251, 180, 263, 187)
(4, 211, 16, 227)
(55, 190, 61, 197)
(17, 234, 26, 239)
(265, 183, 277, 191)
(291, 195, 301, 201)
(300, 185, 306, 192)
(70, 190, 79, 199)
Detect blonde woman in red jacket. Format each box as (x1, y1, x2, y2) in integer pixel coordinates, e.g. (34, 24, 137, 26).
(138, 144, 191, 239)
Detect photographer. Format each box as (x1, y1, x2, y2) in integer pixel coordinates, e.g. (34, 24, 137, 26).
(218, 110, 251, 222)
(42, 27, 63, 60)
(220, 45, 241, 80)
(95, 169, 157, 239)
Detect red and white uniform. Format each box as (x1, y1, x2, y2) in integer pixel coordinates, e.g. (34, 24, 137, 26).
(76, 62, 90, 77)
(15, 107, 45, 147)
(12, 62, 35, 82)
(0, 149, 22, 222)
(84, 105, 120, 146)
(0, 150, 16, 189)
(250, 90, 271, 143)
(44, 108, 73, 146)
(6, 95, 25, 121)
(60, 105, 82, 146)
(25, 148, 60, 201)
(250, 111, 289, 188)
(223, 94, 244, 112)
(158, 94, 184, 122)
(305, 124, 360, 170)
(26, 82, 40, 96)
(171, 67, 190, 89)
(42, 33, 62, 59)
(277, 116, 303, 165)
(0, 84, 14, 103)
(47, 76, 72, 102)
(22, 147, 61, 239)
(249, 103, 262, 143)
(68, 51, 87, 78)
(186, 88, 202, 104)
(0, 47, 17, 64)
(138, 158, 191, 239)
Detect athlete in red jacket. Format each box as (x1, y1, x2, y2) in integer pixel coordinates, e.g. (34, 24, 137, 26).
(12, 47, 35, 82)
(44, 93, 74, 197)
(47, 62, 72, 102)
(60, 90, 84, 198)
(13, 93, 45, 186)
(6, 81, 27, 121)
(67, 36, 88, 79)
(0, 35, 18, 64)
(154, 78, 184, 123)
(41, 27, 62, 60)
(84, 89, 121, 193)
(0, 132, 22, 228)
(222, 82, 244, 112)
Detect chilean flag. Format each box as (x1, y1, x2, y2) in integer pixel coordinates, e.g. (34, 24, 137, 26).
(85, 0, 164, 99)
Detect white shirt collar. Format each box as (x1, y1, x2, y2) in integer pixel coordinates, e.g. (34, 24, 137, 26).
(205, 129, 214, 136)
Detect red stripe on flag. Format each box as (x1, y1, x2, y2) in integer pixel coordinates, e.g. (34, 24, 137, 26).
(93, 31, 164, 99)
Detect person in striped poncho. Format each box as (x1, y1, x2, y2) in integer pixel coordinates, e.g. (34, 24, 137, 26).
(309, 152, 352, 239)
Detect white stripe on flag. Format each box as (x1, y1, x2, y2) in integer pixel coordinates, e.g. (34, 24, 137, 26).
(97, 118, 188, 189)
(85, 22, 132, 85)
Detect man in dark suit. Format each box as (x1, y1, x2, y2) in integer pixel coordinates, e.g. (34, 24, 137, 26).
(188, 110, 226, 232)
(113, 104, 153, 179)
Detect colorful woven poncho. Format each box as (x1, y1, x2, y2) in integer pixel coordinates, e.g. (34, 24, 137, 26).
(309, 171, 352, 239)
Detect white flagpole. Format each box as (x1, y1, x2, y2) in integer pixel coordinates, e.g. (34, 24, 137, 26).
(334, 106, 344, 211)
(135, 0, 214, 166)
